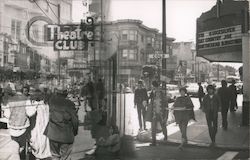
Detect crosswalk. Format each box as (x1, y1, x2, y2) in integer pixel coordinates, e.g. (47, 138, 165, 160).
(217, 151, 239, 160)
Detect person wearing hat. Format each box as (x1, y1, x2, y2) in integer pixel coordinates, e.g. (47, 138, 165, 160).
(134, 80, 148, 131)
(173, 87, 195, 149)
(44, 87, 79, 160)
(202, 85, 221, 147)
(148, 80, 168, 146)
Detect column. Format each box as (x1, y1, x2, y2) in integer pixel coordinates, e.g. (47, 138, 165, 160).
(242, 33, 249, 126)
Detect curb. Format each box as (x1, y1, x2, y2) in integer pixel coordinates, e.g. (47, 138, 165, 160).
(155, 139, 249, 151)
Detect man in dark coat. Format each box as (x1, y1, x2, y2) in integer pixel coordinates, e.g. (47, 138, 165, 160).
(202, 85, 221, 147)
(96, 78, 105, 109)
(85, 78, 95, 111)
(217, 80, 230, 130)
(45, 88, 79, 160)
(149, 81, 168, 146)
(228, 80, 237, 112)
(198, 82, 205, 109)
(134, 80, 148, 131)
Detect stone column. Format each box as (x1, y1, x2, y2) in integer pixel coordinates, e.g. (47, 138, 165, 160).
(242, 33, 250, 126)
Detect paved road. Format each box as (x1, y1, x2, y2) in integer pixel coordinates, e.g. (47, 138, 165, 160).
(128, 144, 249, 160)
(81, 144, 249, 160)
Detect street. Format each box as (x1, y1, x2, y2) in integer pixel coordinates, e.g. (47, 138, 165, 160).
(127, 143, 249, 160)
(81, 144, 249, 160)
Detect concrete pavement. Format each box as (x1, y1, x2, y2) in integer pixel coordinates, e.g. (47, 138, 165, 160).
(139, 94, 249, 150)
(76, 94, 249, 160)
(71, 104, 96, 160)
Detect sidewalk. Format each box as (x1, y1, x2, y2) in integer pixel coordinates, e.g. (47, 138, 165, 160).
(74, 95, 249, 159)
(144, 95, 249, 150)
(70, 104, 96, 160)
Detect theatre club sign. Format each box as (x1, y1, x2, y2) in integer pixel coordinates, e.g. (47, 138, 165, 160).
(46, 18, 94, 51)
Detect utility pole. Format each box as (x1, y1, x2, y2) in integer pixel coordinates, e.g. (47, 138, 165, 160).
(57, 4, 61, 85)
(217, 63, 220, 81)
(161, 0, 167, 93)
(162, 0, 167, 83)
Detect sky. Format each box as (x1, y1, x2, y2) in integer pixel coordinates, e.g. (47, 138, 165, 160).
(72, 0, 243, 69)
(72, 0, 218, 42)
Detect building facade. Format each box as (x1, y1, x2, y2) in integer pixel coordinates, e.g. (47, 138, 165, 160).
(0, 0, 73, 79)
(90, 19, 175, 89)
(173, 41, 211, 83)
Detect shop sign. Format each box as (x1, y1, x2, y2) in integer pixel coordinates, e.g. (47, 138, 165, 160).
(46, 17, 94, 51)
(197, 25, 242, 51)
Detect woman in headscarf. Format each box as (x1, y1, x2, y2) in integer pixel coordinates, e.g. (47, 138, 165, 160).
(173, 87, 195, 149)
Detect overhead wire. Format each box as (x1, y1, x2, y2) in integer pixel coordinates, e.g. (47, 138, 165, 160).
(33, 0, 52, 22)
(46, 0, 61, 24)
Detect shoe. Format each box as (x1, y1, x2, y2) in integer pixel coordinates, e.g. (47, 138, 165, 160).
(178, 143, 184, 150)
(150, 143, 156, 146)
(209, 142, 216, 148)
(182, 138, 187, 145)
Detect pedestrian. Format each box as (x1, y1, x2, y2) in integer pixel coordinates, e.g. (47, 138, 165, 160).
(217, 80, 230, 130)
(173, 87, 195, 149)
(96, 78, 105, 109)
(202, 85, 221, 147)
(0, 86, 3, 118)
(94, 125, 121, 159)
(28, 89, 51, 159)
(85, 78, 95, 111)
(198, 82, 205, 109)
(134, 80, 148, 131)
(228, 79, 238, 112)
(2, 86, 37, 159)
(148, 81, 168, 146)
(44, 88, 79, 160)
(22, 85, 30, 98)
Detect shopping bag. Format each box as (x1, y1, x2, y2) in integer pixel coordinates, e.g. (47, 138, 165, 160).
(137, 130, 152, 142)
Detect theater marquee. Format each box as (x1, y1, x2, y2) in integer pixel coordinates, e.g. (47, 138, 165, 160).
(196, 0, 249, 62)
(46, 17, 94, 51)
(197, 25, 242, 50)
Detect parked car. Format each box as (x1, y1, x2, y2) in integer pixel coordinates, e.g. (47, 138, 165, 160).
(185, 82, 208, 97)
(166, 84, 180, 103)
(185, 83, 199, 97)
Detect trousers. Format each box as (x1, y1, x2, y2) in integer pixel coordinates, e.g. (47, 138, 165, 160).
(49, 140, 73, 160)
(221, 104, 229, 129)
(151, 113, 167, 145)
(137, 103, 146, 129)
(178, 120, 188, 141)
(205, 110, 218, 142)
